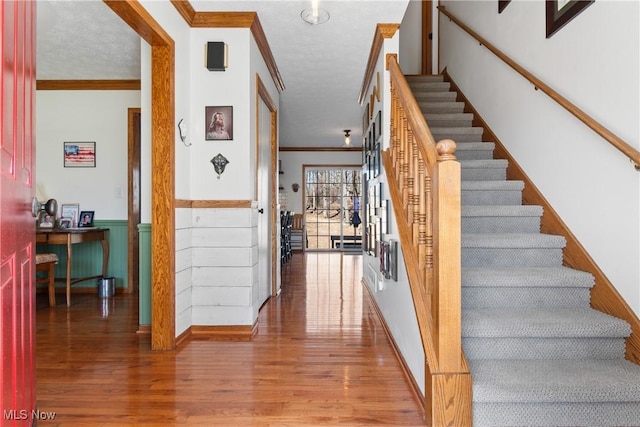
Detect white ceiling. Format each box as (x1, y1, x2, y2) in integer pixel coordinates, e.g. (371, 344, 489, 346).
(36, 0, 410, 148)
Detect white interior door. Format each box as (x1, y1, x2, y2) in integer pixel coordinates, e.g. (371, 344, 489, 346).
(257, 98, 272, 305)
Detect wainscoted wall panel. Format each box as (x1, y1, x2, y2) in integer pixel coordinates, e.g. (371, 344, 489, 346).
(192, 227, 255, 247)
(191, 286, 252, 306)
(192, 305, 255, 326)
(36, 220, 128, 291)
(176, 268, 192, 335)
(138, 223, 152, 326)
(175, 209, 193, 337)
(192, 247, 255, 267)
(192, 208, 253, 228)
(190, 207, 258, 326)
(192, 266, 253, 287)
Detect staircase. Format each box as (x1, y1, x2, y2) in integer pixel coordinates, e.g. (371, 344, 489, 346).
(407, 75, 640, 426)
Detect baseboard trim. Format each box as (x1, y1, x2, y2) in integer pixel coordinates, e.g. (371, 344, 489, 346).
(176, 322, 259, 346)
(137, 325, 151, 335)
(362, 279, 426, 416)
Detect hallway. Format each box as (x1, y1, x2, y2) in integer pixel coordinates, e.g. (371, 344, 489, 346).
(35, 253, 424, 426)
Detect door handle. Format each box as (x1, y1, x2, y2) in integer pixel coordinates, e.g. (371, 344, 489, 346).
(258, 208, 264, 214)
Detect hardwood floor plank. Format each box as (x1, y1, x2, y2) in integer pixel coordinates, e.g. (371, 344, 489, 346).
(36, 253, 424, 426)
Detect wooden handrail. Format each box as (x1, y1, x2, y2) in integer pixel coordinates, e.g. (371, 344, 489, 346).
(438, 5, 640, 171)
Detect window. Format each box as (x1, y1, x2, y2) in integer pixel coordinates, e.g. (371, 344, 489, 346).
(304, 167, 362, 251)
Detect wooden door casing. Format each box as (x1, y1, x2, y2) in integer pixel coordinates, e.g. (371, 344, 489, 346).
(1, 1, 36, 424)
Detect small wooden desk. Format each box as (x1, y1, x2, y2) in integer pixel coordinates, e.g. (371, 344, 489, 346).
(36, 228, 109, 307)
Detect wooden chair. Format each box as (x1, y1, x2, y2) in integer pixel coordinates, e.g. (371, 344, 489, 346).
(290, 213, 306, 252)
(36, 253, 59, 307)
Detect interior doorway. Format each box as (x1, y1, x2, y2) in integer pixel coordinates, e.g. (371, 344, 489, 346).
(127, 108, 141, 294)
(304, 166, 362, 251)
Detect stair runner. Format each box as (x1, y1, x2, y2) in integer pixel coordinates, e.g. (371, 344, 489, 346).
(407, 74, 640, 426)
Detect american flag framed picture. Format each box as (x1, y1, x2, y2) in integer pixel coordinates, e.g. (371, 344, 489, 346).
(64, 142, 96, 167)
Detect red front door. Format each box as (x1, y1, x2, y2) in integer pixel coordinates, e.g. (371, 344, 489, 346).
(1, 1, 36, 425)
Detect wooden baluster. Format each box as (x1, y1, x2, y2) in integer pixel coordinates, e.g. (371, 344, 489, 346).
(396, 108, 406, 187)
(406, 127, 416, 235)
(400, 114, 410, 211)
(417, 156, 429, 291)
(390, 87, 399, 170)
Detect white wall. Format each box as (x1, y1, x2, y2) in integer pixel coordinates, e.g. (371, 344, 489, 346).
(399, 0, 422, 75)
(140, 2, 281, 333)
(36, 90, 140, 220)
(189, 28, 253, 200)
(439, 0, 640, 313)
(360, 30, 426, 396)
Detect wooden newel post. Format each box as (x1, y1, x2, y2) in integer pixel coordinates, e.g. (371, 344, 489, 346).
(430, 139, 472, 426)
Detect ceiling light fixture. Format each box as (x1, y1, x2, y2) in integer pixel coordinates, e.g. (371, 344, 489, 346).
(301, 0, 330, 25)
(343, 129, 351, 147)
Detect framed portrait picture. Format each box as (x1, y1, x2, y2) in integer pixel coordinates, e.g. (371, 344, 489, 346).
(205, 106, 233, 140)
(38, 213, 54, 228)
(78, 211, 95, 227)
(60, 203, 80, 226)
(64, 142, 96, 167)
(546, 0, 594, 38)
(498, 0, 511, 13)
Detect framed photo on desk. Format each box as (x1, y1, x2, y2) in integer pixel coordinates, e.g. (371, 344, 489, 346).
(61, 203, 80, 226)
(58, 218, 72, 229)
(78, 211, 94, 227)
(38, 214, 54, 228)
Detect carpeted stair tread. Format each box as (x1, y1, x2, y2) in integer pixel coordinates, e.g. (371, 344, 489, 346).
(462, 266, 594, 288)
(425, 113, 473, 127)
(470, 359, 640, 403)
(455, 141, 495, 151)
(407, 81, 451, 91)
(425, 112, 473, 120)
(474, 402, 640, 427)
(459, 158, 509, 170)
(431, 126, 483, 135)
(419, 101, 465, 113)
(415, 92, 458, 102)
(463, 307, 631, 338)
(462, 233, 566, 249)
(462, 205, 542, 218)
(461, 180, 524, 191)
(405, 75, 444, 82)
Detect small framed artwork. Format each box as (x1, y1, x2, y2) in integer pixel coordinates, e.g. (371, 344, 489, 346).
(64, 142, 96, 167)
(375, 110, 382, 141)
(362, 104, 369, 134)
(546, 0, 594, 38)
(205, 106, 233, 140)
(78, 211, 95, 227)
(60, 203, 80, 226)
(58, 218, 72, 229)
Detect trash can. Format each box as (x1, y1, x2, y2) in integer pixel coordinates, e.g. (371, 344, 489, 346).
(97, 277, 115, 298)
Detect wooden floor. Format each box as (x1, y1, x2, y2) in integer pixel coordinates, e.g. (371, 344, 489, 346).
(36, 252, 424, 426)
